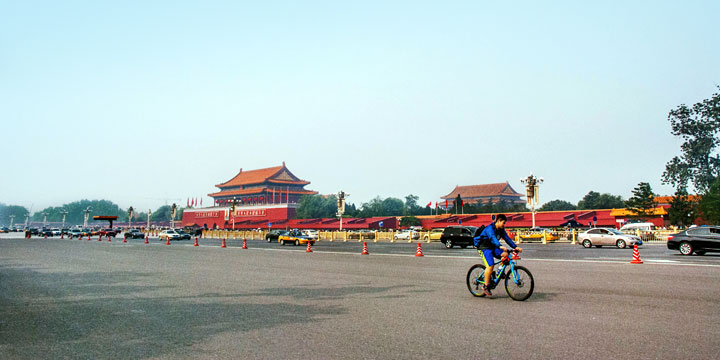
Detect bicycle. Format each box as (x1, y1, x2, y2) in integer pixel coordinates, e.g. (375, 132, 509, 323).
(466, 249, 535, 301)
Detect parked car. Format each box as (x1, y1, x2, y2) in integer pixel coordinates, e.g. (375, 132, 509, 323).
(159, 230, 182, 241)
(124, 229, 145, 239)
(265, 230, 289, 243)
(439, 226, 479, 249)
(667, 226, 720, 255)
(394, 229, 420, 241)
(423, 228, 445, 242)
(40, 228, 54, 237)
(278, 229, 315, 246)
(175, 230, 192, 240)
(0, 227, 9, 233)
(69, 229, 84, 238)
(302, 229, 319, 240)
(51, 228, 62, 236)
(620, 222, 656, 232)
(99, 228, 117, 237)
(61, 228, 70, 235)
(349, 229, 376, 240)
(578, 228, 642, 249)
(518, 227, 559, 242)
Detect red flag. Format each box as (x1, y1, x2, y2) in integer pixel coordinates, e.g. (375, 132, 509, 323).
(426, 201, 431, 207)
(194, 197, 197, 207)
(187, 198, 189, 207)
(445, 199, 448, 208)
(200, 198, 203, 206)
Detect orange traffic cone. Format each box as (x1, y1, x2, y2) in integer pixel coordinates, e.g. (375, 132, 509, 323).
(61, 234, 64, 239)
(87, 235, 91, 241)
(194, 237, 199, 246)
(242, 237, 247, 249)
(221, 238, 226, 248)
(306, 241, 313, 253)
(98, 235, 102, 242)
(44, 234, 47, 239)
(415, 242, 424, 257)
(165, 237, 170, 245)
(630, 244, 643, 264)
(144, 235, 149, 244)
(361, 242, 369, 255)
(123, 236, 127, 243)
(107, 235, 111, 242)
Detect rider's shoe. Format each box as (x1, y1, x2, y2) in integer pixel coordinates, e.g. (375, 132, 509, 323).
(482, 284, 492, 297)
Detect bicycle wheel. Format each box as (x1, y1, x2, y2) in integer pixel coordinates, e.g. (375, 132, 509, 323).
(504, 265, 534, 301)
(466, 264, 487, 297)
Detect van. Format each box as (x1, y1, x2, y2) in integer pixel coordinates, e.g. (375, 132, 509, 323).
(619, 222, 655, 232)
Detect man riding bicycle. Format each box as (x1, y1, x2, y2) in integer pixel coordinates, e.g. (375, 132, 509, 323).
(474, 214, 522, 297)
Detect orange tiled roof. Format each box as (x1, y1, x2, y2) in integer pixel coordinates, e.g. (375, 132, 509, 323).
(216, 166, 284, 188)
(653, 195, 701, 205)
(208, 188, 318, 198)
(441, 182, 522, 199)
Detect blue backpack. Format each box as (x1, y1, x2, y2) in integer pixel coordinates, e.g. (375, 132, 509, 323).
(472, 225, 487, 248)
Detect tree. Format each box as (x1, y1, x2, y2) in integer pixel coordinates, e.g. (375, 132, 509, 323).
(539, 200, 577, 212)
(296, 195, 338, 219)
(667, 186, 697, 227)
(697, 177, 720, 224)
(399, 216, 421, 227)
(662, 86, 720, 193)
(577, 191, 625, 210)
(625, 182, 656, 219)
(403, 194, 420, 216)
(0, 204, 30, 227)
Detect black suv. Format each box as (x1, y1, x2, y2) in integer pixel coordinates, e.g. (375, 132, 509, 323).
(265, 230, 288, 243)
(440, 226, 479, 249)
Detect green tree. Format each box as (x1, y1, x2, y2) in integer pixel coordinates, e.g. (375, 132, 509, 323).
(662, 86, 720, 193)
(697, 177, 720, 224)
(296, 195, 338, 219)
(539, 200, 577, 211)
(667, 186, 697, 227)
(577, 191, 625, 210)
(399, 216, 421, 227)
(0, 204, 30, 227)
(403, 194, 420, 216)
(625, 182, 656, 219)
(151, 205, 184, 222)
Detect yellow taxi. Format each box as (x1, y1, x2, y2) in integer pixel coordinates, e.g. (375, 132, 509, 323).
(278, 229, 316, 246)
(518, 227, 559, 242)
(423, 228, 444, 242)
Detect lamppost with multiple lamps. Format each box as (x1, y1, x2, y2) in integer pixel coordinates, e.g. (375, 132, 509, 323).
(60, 210, 68, 229)
(520, 173, 544, 229)
(337, 190, 348, 231)
(83, 207, 92, 228)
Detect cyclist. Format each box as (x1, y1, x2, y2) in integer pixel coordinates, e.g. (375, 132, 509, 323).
(474, 214, 522, 297)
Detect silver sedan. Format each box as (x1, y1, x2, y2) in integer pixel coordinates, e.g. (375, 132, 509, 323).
(578, 228, 642, 249)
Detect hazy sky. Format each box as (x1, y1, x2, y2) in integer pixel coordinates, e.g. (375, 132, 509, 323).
(1, 1, 718, 214)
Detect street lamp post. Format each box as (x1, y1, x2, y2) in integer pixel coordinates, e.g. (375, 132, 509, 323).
(128, 207, 134, 230)
(42, 212, 48, 228)
(146, 209, 152, 230)
(83, 207, 91, 228)
(24, 214, 29, 228)
(60, 210, 68, 229)
(9, 215, 15, 229)
(230, 198, 237, 230)
(337, 190, 348, 231)
(520, 173, 544, 229)
(170, 204, 177, 229)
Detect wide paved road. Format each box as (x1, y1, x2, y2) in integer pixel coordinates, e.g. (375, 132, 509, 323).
(2, 235, 719, 359)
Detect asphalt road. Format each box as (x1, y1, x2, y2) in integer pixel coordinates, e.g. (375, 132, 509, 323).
(1, 234, 719, 359)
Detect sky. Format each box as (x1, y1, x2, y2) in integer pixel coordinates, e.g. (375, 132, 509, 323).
(1, 0, 719, 214)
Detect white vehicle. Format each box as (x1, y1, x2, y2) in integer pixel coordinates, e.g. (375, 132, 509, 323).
(51, 228, 61, 236)
(578, 228, 642, 249)
(393, 229, 419, 240)
(302, 229, 319, 240)
(619, 222, 655, 232)
(159, 229, 181, 241)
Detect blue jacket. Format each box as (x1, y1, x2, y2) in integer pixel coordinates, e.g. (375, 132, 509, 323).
(474, 222, 517, 250)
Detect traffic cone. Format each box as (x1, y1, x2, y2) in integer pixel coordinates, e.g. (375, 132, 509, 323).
(221, 238, 226, 248)
(415, 242, 424, 257)
(107, 235, 111, 242)
(242, 237, 247, 249)
(61, 234, 64, 239)
(144, 235, 149, 244)
(165, 237, 170, 245)
(87, 235, 91, 241)
(194, 237, 199, 247)
(98, 235, 102, 242)
(306, 241, 313, 253)
(44, 234, 47, 239)
(361, 242, 369, 255)
(123, 236, 127, 243)
(630, 244, 643, 264)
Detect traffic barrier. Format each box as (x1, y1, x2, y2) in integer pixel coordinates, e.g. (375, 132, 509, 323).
(415, 242, 424, 257)
(165, 237, 170, 246)
(194, 237, 199, 247)
(361, 242, 369, 255)
(221, 238, 226, 248)
(631, 244, 643, 264)
(306, 241, 312, 253)
(242, 237, 247, 249)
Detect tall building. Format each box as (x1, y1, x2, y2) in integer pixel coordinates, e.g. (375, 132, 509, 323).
(440, 182, 524, 207)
